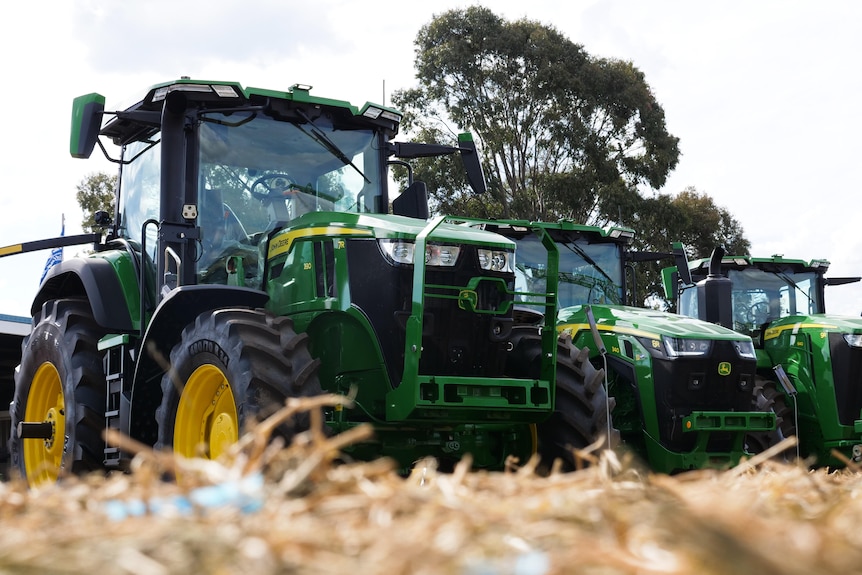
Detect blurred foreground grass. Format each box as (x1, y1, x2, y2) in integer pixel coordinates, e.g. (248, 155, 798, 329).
(1, 396, 860, 575)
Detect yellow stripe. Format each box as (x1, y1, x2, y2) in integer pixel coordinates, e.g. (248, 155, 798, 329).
(267, 226, 373, 260)
(764, 322, 838, 341)
(0, 244, 23, 257)
(557, 322, 662, 341)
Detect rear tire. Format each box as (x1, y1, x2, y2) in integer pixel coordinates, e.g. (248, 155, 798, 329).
(507, 329, 617, 471)
(156, 308, 324, 460)
(10, 299, 107, 486)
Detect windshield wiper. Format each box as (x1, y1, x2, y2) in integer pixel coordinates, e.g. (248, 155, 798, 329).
(295, 110, 370, 183)
(775, 271, 815, 308)
(561, 240, 618, 304)
(563, 241, 616, 285)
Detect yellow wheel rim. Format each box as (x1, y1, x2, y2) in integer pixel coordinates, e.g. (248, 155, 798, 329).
(174, 364, 238, 460)
(23, 362, 65, 486)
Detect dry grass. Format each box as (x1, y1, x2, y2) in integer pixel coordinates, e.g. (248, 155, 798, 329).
(2, 397, 861, 575)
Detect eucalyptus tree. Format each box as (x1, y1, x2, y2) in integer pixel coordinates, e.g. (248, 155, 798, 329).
(631, 187, 751, 308)
(391, 6, 680, 225)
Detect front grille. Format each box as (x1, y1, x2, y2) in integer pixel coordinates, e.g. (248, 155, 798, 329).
(651, 340, 757, 452)
(418, 266, 512, 378)
(829, 333, 862, 426)
(347, 239, 514, 388)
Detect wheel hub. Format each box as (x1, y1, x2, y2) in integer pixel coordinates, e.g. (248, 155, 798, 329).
(23, 362, 66, 485)
(175, 364, 238, 459)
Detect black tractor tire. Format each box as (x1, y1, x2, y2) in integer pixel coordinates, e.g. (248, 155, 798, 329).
(156, 308, 325, 460)
(10, 298, 107, 486)
(507, 328, 618, 471)
(745, 376, 794, 457)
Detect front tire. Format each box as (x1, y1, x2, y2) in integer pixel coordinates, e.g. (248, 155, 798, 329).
(10, 299, 107, 486)
(156, 308, 324, 460)
(746, 376, 793, 457)
(507, 329, 617, 471)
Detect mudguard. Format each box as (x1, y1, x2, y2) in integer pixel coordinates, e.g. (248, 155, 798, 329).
(34, 258, 134, 332)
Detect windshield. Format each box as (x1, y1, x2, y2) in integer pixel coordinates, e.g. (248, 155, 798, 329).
(514, 234, 624, 309)
(197, 111, 381, 235)
(118, 110, 384, 284)
(678, 267, 822, 335)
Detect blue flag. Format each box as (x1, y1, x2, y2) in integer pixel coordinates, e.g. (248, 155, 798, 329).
(40, 215, 65, 284)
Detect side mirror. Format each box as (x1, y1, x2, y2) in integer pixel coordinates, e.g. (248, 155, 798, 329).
(671, 241, 693, 286)
(388, 131, 488, 195)
(70, 93, 106, 159)
(457, 133, 487, 195)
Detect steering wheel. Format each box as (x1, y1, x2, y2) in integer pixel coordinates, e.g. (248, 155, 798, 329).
(249, 173, 298, 200)
(747, 301, 771, 325)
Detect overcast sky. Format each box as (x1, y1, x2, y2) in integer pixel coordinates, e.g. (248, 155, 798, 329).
(1, 0, 860, 317)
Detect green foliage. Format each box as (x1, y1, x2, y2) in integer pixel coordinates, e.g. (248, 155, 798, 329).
(628, 187, 750, 307)
(75, 172, 116, 232)
(391, 6, 681, 224)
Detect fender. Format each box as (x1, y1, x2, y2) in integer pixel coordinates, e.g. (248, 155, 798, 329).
(305, 306, 390, 391)
(127, 284, 269, 444)
(34, 257, 134, 332)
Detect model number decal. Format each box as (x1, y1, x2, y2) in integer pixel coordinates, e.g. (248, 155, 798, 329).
(267, 226, 372, 259)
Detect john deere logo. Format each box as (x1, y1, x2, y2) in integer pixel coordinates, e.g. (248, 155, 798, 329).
(717, 362, 732, 376)
(458, 289, 478, 311)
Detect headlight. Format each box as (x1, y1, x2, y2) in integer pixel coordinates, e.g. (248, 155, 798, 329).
(379, 239, 415, 265)
(425, 244, 460, 267)
(844, 334, 862, 348)
(379, 239, 461, 267)
(478, 248, 513, 272)
(734, 340, 757, 359)
(663, 336, 713, 357)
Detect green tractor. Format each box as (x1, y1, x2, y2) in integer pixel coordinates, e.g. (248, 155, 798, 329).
(1, 79, 613, 486)
(663, 245, 862, 467)
(482, 221, 778, 474)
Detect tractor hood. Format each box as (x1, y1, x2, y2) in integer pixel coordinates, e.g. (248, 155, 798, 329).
(267, 211, 514, 262)
(763, 313, 862, 341)
(557, 304, 752, 341)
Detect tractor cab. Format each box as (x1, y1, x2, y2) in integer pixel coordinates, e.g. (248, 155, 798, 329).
(73, 80, 486, 296)
(671, 252, 840, 338)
